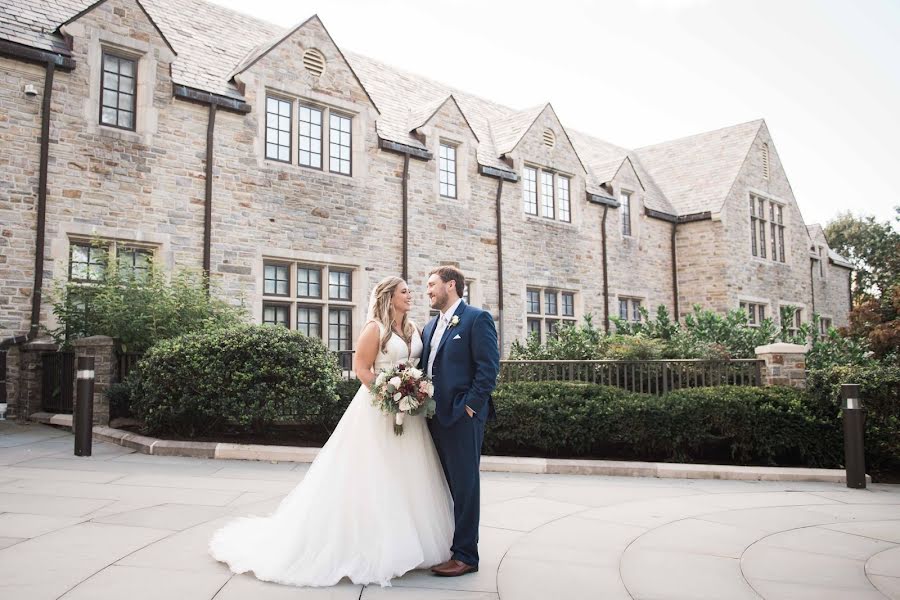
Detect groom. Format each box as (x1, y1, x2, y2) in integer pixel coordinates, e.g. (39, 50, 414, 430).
(422, 266, 500, 577)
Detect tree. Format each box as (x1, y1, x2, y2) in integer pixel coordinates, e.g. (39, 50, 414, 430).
(824, 207, 900, 303)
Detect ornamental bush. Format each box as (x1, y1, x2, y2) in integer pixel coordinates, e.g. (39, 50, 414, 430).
(129, 325, 341, 437)
(484, 382, 841, 467)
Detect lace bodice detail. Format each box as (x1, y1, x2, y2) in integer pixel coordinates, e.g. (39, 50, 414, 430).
(373, 322, 423, 371)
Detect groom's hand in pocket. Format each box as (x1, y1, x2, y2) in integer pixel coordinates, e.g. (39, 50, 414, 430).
(465, 405, 475, 418)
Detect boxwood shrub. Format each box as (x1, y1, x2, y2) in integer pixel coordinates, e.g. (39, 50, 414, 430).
(484, 382, 842, 467)
(129, 324, 341, 437)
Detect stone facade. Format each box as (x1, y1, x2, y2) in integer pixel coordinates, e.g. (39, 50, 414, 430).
(755, 343, 808, 389)
(0, 0, 853, 418)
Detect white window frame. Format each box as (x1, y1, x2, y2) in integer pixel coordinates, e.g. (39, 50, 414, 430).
(618, 296, 642, 323)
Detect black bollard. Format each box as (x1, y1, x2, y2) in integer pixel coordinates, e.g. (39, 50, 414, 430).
(74, 356, 95, 457)
(841, 383, 866, 489)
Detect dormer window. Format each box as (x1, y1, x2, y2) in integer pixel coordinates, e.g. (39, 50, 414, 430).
(100, 52, 137, 131)
(522, 165, 571, 222)
(439, 143, 457, 198)
(265, 94, 353, 175)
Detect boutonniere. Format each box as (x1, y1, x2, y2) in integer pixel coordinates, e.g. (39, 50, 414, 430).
(448, 315, 460, 328)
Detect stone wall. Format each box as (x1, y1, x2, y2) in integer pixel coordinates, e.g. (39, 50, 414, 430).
(72, 336, 117, 426)
(755, 342, 808, 389)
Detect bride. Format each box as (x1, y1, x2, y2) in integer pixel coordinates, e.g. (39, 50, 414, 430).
(209, 276, 454, 587)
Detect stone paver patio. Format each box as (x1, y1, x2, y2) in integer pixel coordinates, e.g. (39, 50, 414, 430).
(1, 422, 898, 600)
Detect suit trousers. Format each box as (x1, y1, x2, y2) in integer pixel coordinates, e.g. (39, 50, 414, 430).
(428, 413, 485, 567)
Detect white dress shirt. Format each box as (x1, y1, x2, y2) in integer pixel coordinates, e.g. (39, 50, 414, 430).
(427, 298, 462, 379)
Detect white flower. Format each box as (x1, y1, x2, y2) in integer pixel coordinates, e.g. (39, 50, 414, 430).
(375, 372, 387, 385)
(393, 392, 402, 402)
(426, 382, 434, 396)
(408, 367, 423, 380)
(399, 397, 414, 412)
(449, 315, 460, 328)
(388, 376, 402, 389)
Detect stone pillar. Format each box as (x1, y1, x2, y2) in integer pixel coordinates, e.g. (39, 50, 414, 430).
(72, 336, 117, 426)
(17, 340, 59, 420)
(754, 342, 808, 389)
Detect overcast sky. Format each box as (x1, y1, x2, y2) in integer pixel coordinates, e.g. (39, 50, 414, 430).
(208, 0, 899, 227)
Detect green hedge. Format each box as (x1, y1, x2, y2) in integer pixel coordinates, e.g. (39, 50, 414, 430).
(484, 383, 842, 467)
(129, 325, 341, 437)
(807, 362, 900, 474)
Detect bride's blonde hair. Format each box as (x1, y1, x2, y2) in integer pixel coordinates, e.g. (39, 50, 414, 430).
(368, 276, 416, 354)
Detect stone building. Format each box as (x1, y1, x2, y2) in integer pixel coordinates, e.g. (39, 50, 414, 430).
(0, 0, 852, 418)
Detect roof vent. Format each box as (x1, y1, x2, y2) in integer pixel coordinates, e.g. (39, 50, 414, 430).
(761, 143, 770, 179)
(302, 48, 326, 77)
(542, 128, 556, 148)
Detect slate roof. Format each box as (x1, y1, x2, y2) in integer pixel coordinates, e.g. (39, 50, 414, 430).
(1, 0, 770, 217)
(634, 120, 764, 216)
(807, 224, 853, 268)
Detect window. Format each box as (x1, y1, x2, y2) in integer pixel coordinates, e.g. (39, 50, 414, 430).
(265, 96, 292, 162)
(523, 166, 571, 221)
(261, 261, 355, 351)
(526, 286, 576, 340)
(117, 247, 152, 282)
(750, 194, 785, 262)
(70, 242, 108, 283)
(541, 171, 554, 218)
(100, 53, 136, 130)
(562, 292, 575, 318)
(818, 246, 826, 278)
(819, 317, 832, 338)
(262, 303, 289, 327)
(558, 176, 571, 222)
(740, 301, 767, 327)
(329, 113, 352, 175)
(780, 305, 802, 336)
(523, 167, 538, 215)
(439, 143, 457, 198)
(618, 297, 642, 323)
(621, 191, 632, 236)
(298, 105, 323, 169)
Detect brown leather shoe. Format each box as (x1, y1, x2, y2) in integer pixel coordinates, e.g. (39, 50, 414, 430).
(431, 559, 478, 577)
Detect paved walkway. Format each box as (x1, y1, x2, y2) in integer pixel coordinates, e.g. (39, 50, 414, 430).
(0, 422, 898, 600)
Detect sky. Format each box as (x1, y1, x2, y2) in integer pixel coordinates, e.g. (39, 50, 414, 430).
(207, 0, 899, 228)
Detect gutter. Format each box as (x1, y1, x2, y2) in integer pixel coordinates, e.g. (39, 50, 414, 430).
(173, 85, 250, 114)
(0, 40, 75, 70)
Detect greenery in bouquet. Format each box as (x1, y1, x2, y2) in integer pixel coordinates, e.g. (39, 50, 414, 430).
(370, 362, 436, 435)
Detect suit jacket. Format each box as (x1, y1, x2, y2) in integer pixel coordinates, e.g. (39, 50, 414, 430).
(421, 301, 500, 427)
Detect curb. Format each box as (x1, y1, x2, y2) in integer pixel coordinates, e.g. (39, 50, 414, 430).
(30, 412, 870, 484)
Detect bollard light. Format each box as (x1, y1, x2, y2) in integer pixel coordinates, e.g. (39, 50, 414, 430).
(74, 356, 95, 457)
(840, 384, 866, 489)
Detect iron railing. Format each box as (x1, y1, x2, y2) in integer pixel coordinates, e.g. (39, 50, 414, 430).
(41, 351, 75, 413)
(499, 358, 763, 395)
(117, 351, 143, 382)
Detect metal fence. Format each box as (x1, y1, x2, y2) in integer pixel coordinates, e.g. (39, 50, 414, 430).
(117, 351, 143, 382)
(499, 358, 763, 395)
(41, 351, 75, 413)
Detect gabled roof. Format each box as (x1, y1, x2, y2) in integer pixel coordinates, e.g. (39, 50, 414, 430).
(807, 224, 853, 269)
(634, 119, 764, 216)
(58, 0, 176, 55)
(491, 104, 547, 157)
(407, 94, 479, 143)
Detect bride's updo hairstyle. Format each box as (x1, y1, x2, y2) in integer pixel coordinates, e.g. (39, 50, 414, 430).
(368, 276, 416, 354)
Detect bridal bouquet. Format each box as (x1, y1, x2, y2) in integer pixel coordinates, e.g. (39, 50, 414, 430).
(370, 361, 435, 435)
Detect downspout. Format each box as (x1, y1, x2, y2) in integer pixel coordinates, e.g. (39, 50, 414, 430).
(601, 205, 610, 333)
(494, 177, 504, 352)
(1, 60, 57, 409)
(203, 102, 216, 293)
(671, 222, 679, 320)
(809, 259, 816, 316)
(402, 153, 410, 281)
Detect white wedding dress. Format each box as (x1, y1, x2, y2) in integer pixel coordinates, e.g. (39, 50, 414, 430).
(209, 325, 453, 587)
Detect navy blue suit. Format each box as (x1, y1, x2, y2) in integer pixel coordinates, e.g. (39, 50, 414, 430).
(422, 301, 500, 567)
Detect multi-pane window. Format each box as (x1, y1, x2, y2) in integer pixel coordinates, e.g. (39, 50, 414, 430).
(100, 53, 136, 130)
(117, 247, 152, 282)
(329, 269, 352, 301)
(264, 263, 290, 296)
(298, 105, 323, 169)
(329, 113, 352, 175)
(526, 287, 576, 341)
(750, 194, 785, 262)
(70, 242, 108, 283)
(523, 166, 572, 222)
(266, 96, 292, 162)
(621, 191, 632, 236)
(523, 167, 538, 215)
(618, 297, 642, 323)
(562, 292, 575, 318)
(297, 266, 322, 298)
(261, 262, 355, 354)
(557, 176, 571, 222)
(262, 303, 289, 327)
(780, 305, 803, 336)
(439, 143, 457, 198)
(819, 317, 832, 338)
(541, 172, 554, 218)
(740, 301, 767, 327)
